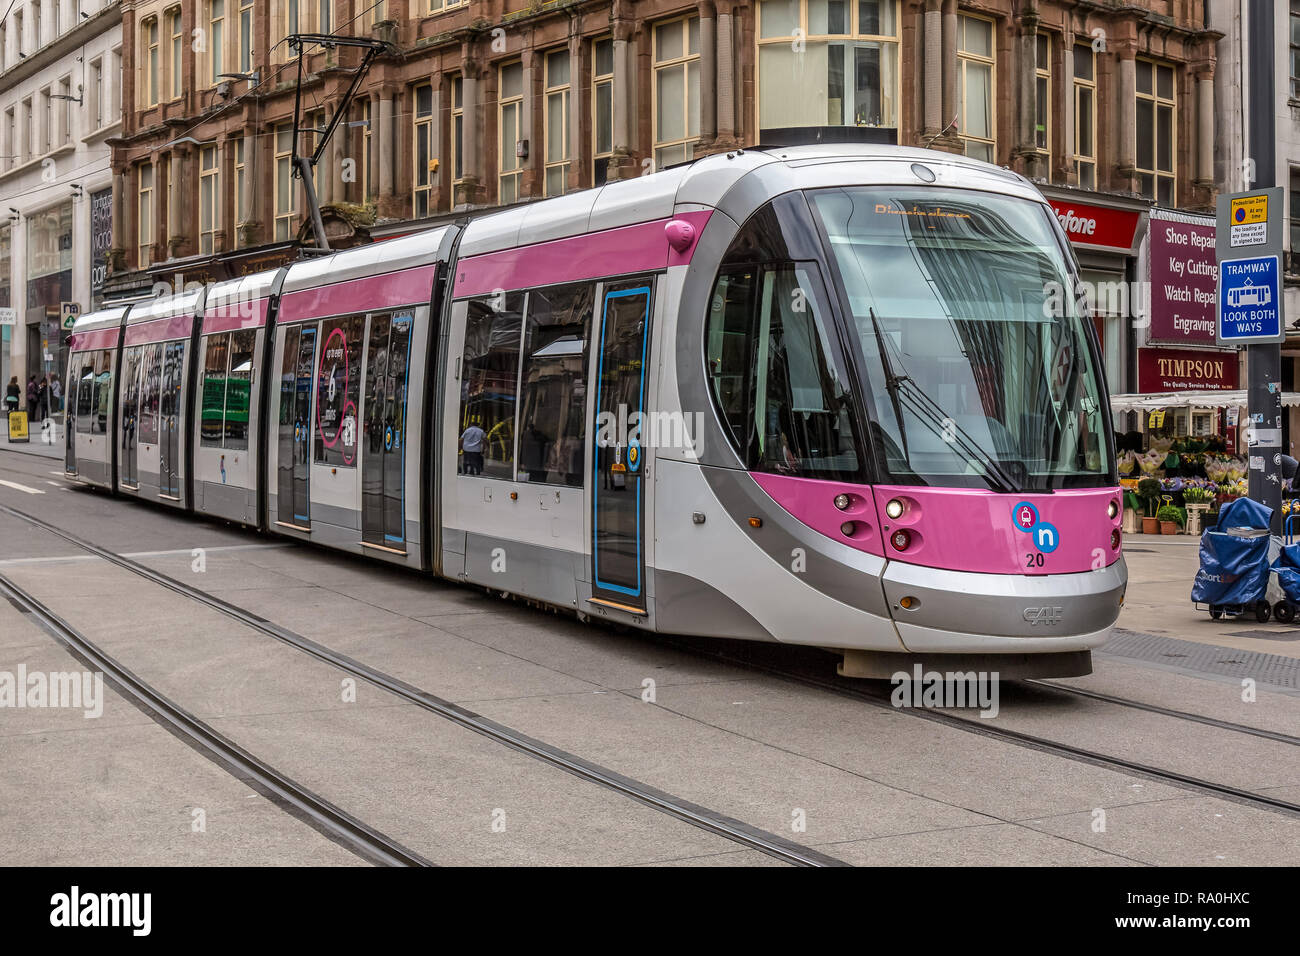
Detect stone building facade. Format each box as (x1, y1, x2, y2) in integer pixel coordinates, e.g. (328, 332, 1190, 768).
(99, 0, 1217, 290)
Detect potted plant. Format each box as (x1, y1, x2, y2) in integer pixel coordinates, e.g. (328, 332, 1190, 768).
(1137, 477, 1162, 534)
(1183, 485, 1214, 535)
(1156, 504, 1184, 535)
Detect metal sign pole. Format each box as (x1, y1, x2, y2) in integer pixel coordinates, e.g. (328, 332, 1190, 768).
(1244, 0, 1279, 532)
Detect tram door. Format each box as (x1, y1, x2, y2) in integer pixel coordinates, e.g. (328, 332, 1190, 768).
(362, 311, 413, 549)
(119, 347, 142, 488)
(64, 356, 78, 475)
(159, 341, 184, 498)
(277, 325, 316, 527)
(590, 280, 653, 613)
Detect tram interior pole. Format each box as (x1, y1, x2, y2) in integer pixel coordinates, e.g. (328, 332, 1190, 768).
(1245, 0, 1280, 533)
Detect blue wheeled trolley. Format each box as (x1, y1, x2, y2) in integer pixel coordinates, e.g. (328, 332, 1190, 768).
(1192, 497, 1276, 623)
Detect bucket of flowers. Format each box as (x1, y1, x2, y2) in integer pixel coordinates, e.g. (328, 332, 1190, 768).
(1183, 483, 1215, 535)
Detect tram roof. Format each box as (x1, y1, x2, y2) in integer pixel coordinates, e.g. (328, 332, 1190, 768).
(455, 143, 1044, 259)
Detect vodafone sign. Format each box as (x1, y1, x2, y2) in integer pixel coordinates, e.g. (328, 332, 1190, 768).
(1048, 199, 1142, 251)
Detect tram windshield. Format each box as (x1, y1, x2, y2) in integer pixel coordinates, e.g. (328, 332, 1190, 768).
(809, 186, 1113, 491)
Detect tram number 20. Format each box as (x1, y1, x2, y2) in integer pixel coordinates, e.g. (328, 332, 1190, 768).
(1025, 552, 1045, 568)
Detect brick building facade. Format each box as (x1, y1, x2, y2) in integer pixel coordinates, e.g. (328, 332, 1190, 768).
(103, 0, 1219, 290)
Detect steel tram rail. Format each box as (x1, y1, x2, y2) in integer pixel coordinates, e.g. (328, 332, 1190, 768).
(649, 637, 1300, 820)
(0, 571, 432, 867)
(0, 501, 846, 867)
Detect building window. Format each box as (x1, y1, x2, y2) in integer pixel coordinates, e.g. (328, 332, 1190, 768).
(1289, 166, 1300, 273)
(200, 145, 220, 254)
(317, 0, 331, 33)
(957, 15, 995, 162)
(1035, 33, 1050, 164)
(652, 15, 700, 169)
(302, 108, 324, 195)
(40, 88, 51, 153)
(138, 164, 154, 269)
(361, 0, 385, 32)
(1136, 58, 1175, 205)
(361, 99, 374, 201)
(3, 109, 14, 172)
(142, 16, 160, 107)
(208, 0, 226, 86)
(239, 0, 254, 73)
(90, 58, 104, 129)
(593, 38, 614, 186)
(21, 98, 31, 163)
(428, 0, 468, 13)
(167, 6, 183, 100)
(14, 8, 23, 57)
(57, 76, 71, 146)
(1292, 0, 1300, 99)
(413, 84, 434, 217)
(545, 49, 571, 197)
(756, 0, 899, 131)
(499, 62, 524, 204)
(234, 137, 247, 232)
(1073, 43, 1096, 190)
(274, 123, 296, 241)
(111, 49, 123, 121)
(450, 76, 464, 183)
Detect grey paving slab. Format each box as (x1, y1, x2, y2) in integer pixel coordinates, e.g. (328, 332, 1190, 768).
(827, 822, 1142, 866)
(210, 705, 752, 866)
(1017, 796, 1300, 866)
(1054, 657, 1300, 738)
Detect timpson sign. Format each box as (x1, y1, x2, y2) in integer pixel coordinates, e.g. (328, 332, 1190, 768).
(1138, 347, 1238, 392)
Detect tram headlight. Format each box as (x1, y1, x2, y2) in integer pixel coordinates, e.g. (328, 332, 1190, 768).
(1107, 499, 1119, 519)
(885, 499, 905, 519)
(834, 494, 851, 511)
(890, 529, 912, 551)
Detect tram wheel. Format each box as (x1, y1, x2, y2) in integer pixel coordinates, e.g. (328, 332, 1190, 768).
(1275, 602, 1296, 625)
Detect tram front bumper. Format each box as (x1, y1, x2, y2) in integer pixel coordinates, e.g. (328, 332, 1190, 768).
(881, 556, 1128, 654)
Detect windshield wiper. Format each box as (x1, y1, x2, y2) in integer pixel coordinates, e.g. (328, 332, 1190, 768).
(868, 308, 1022, 494)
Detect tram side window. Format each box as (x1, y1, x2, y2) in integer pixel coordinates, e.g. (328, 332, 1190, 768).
(705, 264, 860, 479)
(75, 355, 94, 434)
(139, 344, 162, 445)
(201, 333, 231, 447)
(91, 350, 112, 435)
(460, 292, 524, 480)
(225, 329, 255, 450)
(315, 315, 363, 467)
(518, 283, 594, 485)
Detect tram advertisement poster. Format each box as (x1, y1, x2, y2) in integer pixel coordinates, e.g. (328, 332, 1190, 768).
(1146, 212, 1217, 346)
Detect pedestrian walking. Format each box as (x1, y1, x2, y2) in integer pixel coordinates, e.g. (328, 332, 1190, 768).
(4, 376, 19, 413)
(50, 374, 62, 414)
(26, 376, 37, 417)
(35, 375, 48, 421)
(460, 421, 485, 475)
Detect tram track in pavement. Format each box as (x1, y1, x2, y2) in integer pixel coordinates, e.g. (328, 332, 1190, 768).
(648, 637, 1300, 820)
(0, 501, 846, 868)
(0, 571, 432, 868)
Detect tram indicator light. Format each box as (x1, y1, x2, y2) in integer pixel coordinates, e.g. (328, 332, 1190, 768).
(890, 529, 911, 551)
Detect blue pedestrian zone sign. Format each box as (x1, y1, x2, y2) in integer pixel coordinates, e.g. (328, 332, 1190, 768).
(1218, 254, 1282, 344)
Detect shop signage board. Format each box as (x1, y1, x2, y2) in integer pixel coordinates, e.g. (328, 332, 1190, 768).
(0, 308, 15, 327)
(1215, 187, 1285, 346)
(1147, 211, 1217, 345)
(1137, 346, 1239, 392)
(7, 411, 28, 443)
(1046, 199, 1142, 251)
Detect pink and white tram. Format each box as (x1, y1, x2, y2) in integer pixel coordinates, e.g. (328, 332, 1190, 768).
(64, 144, 1126, 677)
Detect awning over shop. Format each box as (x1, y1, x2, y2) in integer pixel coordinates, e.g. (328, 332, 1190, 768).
(1111, 390, 1300, 412)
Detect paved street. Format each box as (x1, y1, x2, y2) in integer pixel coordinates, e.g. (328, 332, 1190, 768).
(1, 445, 1296, 868)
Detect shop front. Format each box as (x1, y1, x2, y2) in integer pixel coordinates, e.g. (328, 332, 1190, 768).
(25, 203, 74, 393)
